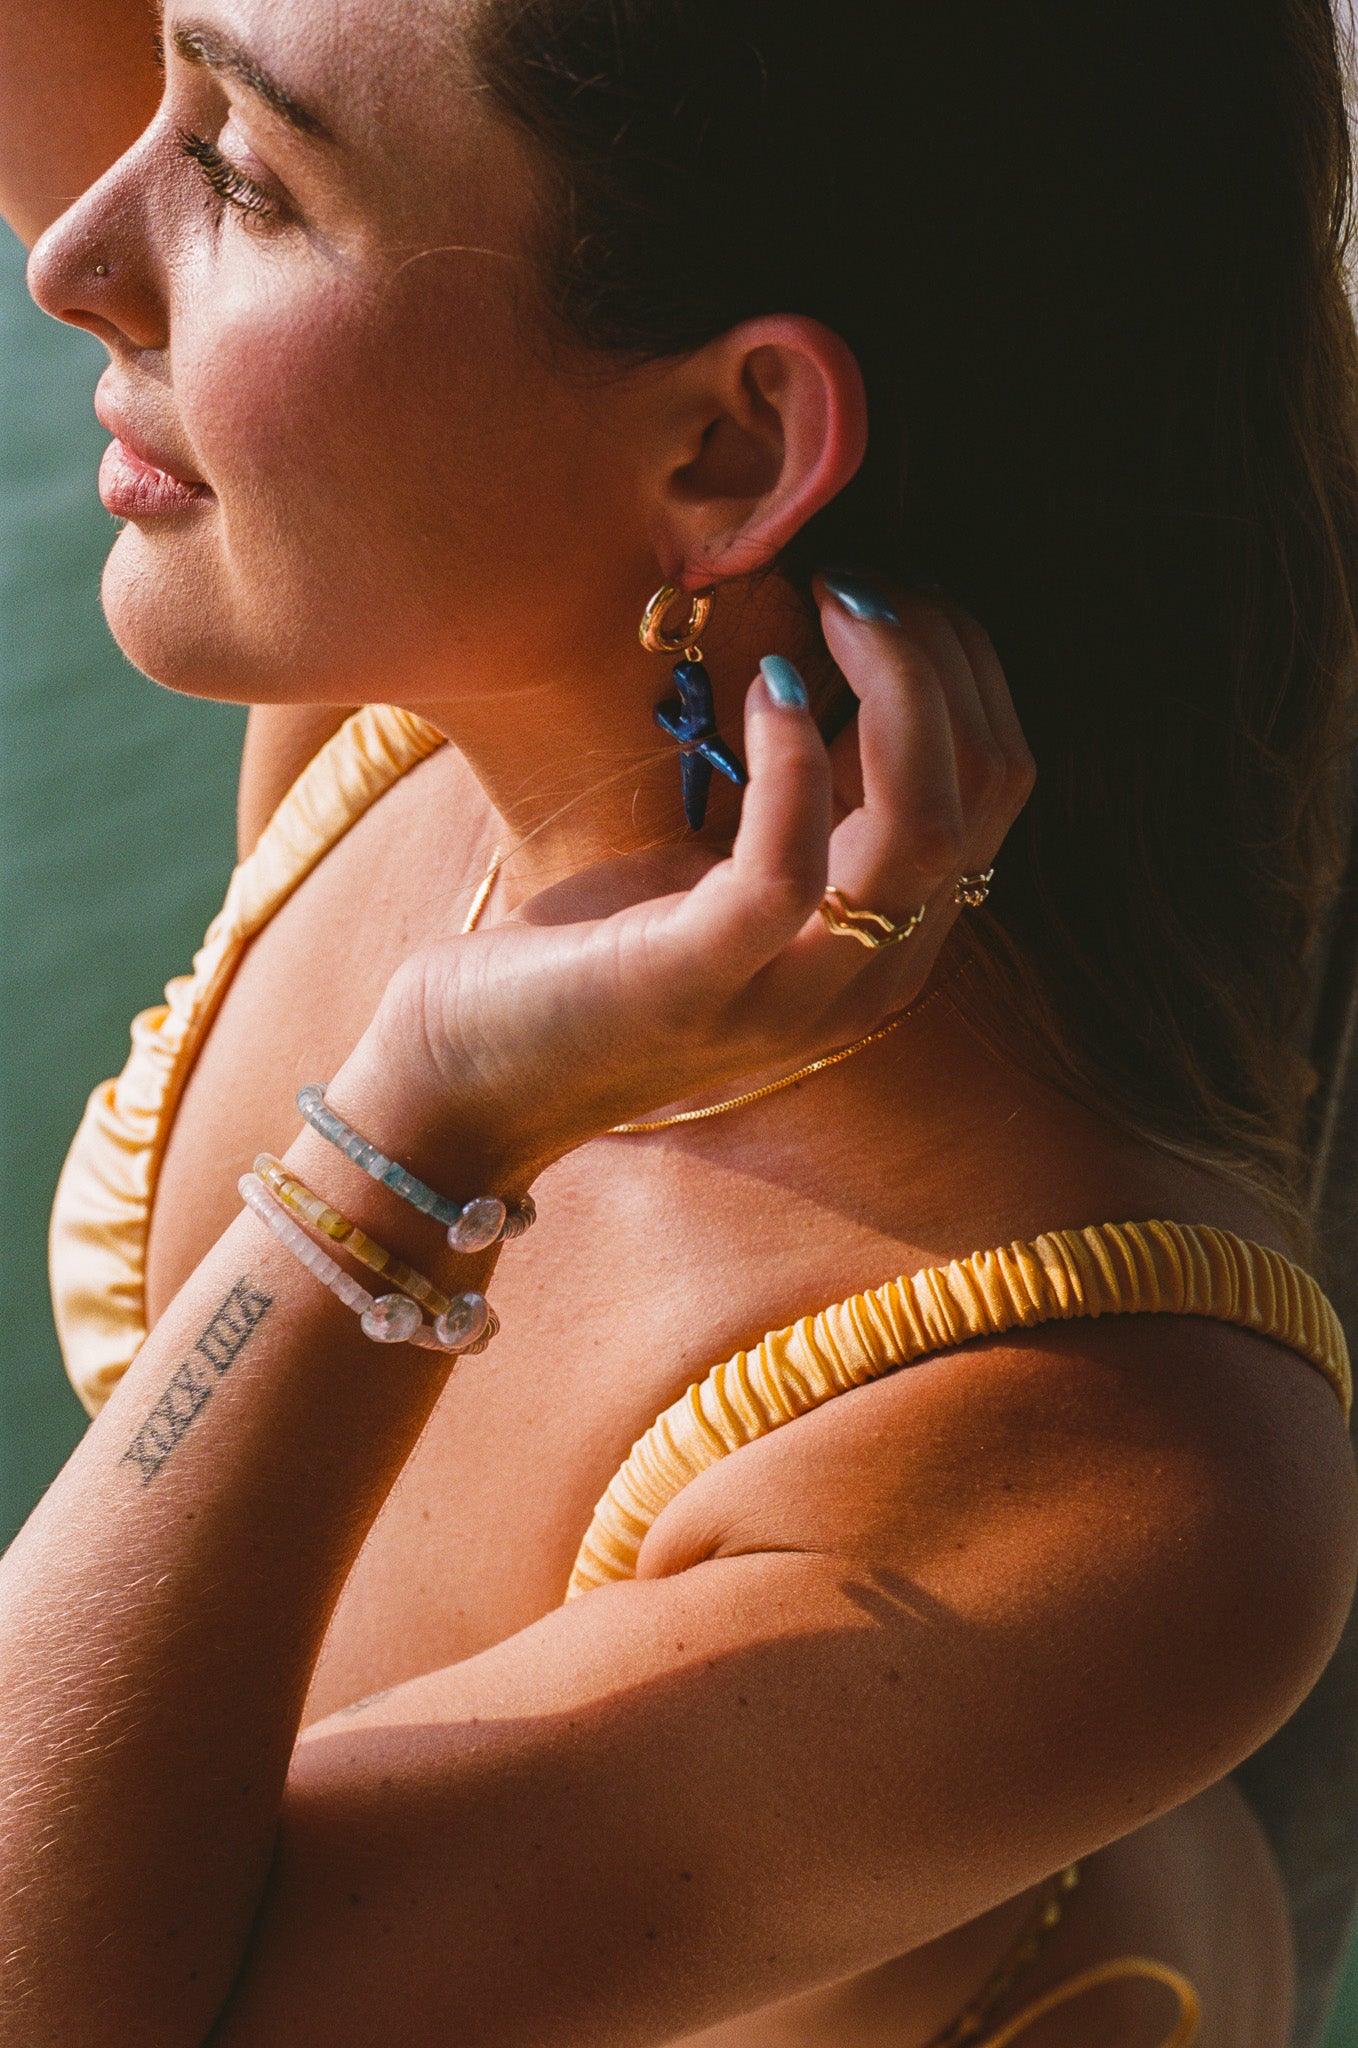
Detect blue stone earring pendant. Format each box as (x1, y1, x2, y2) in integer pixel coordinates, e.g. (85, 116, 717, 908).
(641, 584, 749, 831)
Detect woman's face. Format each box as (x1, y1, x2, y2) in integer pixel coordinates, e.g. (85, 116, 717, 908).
(27, 0, 663, 706)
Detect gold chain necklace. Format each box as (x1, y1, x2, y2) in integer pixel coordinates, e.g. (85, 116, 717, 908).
(925, 1866, 1081, 2048)
(462, 851, 957, 1136)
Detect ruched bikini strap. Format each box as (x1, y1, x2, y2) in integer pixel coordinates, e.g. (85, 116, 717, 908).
(979, 1956, 1201, 2046)
(567, 1218, 1351, 1597)
(50, 703, 446, 1418)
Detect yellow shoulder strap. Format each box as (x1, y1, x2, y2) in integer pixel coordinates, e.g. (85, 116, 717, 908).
(51, 705, 445, 1418)
(567, 1219, 1350, 1598)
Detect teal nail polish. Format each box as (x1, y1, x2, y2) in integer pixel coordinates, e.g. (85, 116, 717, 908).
(821, 571, 902, 626)
(760, 656, 808, 710)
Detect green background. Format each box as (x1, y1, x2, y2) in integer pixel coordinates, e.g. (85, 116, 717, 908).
(0, 223, 243, 1534)
(2, 218, 1356, 2042)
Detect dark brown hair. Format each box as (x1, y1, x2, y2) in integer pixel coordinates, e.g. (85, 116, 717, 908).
(474, 0, 1358, 1230)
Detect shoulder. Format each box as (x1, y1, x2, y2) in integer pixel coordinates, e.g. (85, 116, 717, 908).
(642, 1302, 1358, 1778)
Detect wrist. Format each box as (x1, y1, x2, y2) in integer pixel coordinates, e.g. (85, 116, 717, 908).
(272, 1041, 541, 1315)
(320, 1028, 545, 1211)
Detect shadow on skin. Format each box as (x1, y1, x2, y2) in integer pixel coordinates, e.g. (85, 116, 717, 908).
(204, 1566, 1259, 2048)
(837, 1566, 958, 1631)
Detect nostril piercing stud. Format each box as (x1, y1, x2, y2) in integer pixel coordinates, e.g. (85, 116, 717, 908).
(94, 263, 109, 277)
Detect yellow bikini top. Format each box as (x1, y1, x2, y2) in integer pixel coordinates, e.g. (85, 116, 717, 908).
(46, 703, 1350, 2048)
(48, 703, 445, 1419)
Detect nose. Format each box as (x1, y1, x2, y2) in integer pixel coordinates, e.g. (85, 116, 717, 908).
(27, 135, 168, 353)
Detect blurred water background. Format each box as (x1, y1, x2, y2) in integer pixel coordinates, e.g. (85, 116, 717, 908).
(0, 223, 243, 1534)
(2, 212, 1357, 2041)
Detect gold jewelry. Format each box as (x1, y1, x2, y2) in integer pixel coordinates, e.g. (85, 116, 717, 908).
(643, 584, 746, 831)
(974, 1958, 1200, 2048)
(458, 853, 957, 1139)
(819, 885, 928, 950)
(925, 1866, 1082, 2048)
(462, 848, 503, 935)
(954, 868, 995, 910)
(609, 978, 955, 1133)
(639, 583, 716, 660)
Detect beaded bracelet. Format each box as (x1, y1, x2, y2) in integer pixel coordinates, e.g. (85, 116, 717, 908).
(238, 1174, 496, 1355)
(253, 1154, 495, 1351)
(297, 1086, 536, 1252)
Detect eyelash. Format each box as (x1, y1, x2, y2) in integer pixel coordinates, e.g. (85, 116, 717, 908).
(176, 128, 279, 224)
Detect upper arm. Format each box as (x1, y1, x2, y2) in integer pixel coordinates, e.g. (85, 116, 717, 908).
(0, 0, 161, 245)
(205, 1316, 1358, 2048)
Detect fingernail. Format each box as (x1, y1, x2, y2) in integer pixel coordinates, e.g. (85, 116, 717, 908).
(820, 571, 902, 626)
(760, 655, 808, 709)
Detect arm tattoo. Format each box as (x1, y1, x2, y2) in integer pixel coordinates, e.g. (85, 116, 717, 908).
(338, 1684, 397, 1718)
(121, 1279, 273, 1484)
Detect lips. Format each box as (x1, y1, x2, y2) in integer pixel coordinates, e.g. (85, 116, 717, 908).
(98, 438, 212, 517)
(94, 380, 211, 519)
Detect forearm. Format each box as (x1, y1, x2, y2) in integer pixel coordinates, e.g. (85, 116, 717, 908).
(0, 0, 160, 244)
(0, 1086, 510, 2047)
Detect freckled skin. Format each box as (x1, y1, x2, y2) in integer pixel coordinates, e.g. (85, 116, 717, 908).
(0, 5, 1354, 2047)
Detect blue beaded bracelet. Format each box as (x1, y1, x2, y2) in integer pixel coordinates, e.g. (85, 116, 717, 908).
(296, 1086, 536, 1254)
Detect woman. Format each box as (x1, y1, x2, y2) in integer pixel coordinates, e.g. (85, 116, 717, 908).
(0, 2, 1355, 2042)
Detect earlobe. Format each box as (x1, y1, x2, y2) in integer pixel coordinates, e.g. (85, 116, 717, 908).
(660, 315, 869, 587)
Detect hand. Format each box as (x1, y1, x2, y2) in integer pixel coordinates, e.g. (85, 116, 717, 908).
(346, 578, 1036, 1183)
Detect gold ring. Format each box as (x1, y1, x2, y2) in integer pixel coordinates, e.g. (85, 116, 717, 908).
(819, 887, 928, 950)
(953, 868, 995, 910)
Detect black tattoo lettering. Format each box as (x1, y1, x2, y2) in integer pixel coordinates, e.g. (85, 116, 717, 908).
(122, 1279, 273, 1484)
(338, 1685, 397, 1718)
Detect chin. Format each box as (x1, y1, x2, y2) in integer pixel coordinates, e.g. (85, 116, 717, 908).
(100, 524, 345, 707)
(102, 522, 249, 702)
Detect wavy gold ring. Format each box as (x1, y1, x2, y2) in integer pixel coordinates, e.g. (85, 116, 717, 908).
(819, 886, 928, 950)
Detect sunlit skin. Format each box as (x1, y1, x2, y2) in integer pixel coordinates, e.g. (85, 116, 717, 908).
(0, 3, 1352, 2045)
(31, 0, 866, 885)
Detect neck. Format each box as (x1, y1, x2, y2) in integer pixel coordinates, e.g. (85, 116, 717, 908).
(410, 573, 831, 910)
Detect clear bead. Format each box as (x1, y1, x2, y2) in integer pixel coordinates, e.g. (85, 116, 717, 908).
(434, 1293, 490, 1351)
(361, 1294, 424, 1344)
(446, 1197, 506, 1253)
(461, 1307, 500, 1355)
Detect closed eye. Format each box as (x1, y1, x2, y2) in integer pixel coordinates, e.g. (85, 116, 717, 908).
(177, 127, 279, 223)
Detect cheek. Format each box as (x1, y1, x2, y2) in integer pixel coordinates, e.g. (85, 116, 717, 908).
(189, 263, 524, 584)
(112, 252, 635, 699)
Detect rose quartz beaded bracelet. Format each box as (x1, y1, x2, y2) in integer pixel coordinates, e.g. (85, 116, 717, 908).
(296, 1086, 536, 1253)
(238, 1173, 495, 1355)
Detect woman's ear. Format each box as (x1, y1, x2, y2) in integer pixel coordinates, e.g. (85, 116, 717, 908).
(649, 315, 868, 586)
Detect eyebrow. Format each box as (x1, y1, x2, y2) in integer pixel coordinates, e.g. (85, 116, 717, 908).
(171, 21, 334, 141)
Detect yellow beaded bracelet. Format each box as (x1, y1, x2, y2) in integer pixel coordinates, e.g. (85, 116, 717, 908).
(253, 1154, 498, 1353)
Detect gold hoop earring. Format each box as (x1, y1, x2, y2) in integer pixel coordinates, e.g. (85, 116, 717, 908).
(639, 584, 716, 660)
(640, 583, 747, 831)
